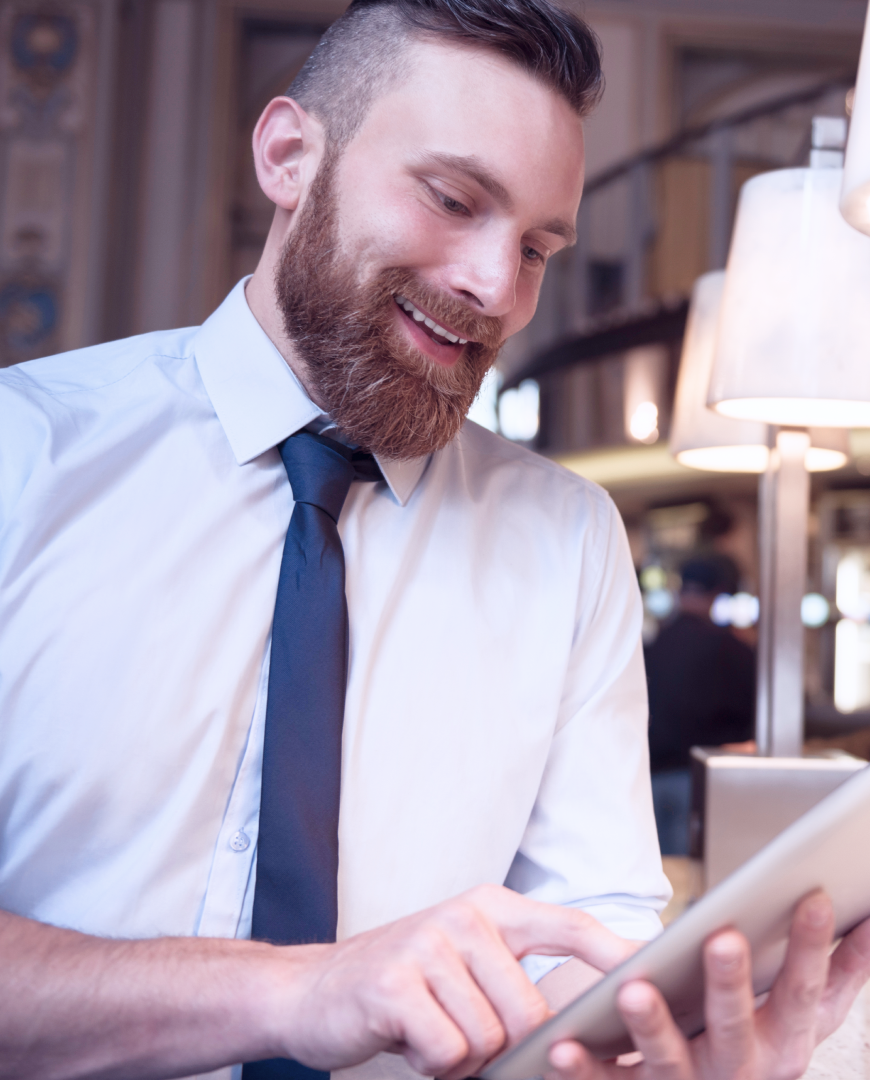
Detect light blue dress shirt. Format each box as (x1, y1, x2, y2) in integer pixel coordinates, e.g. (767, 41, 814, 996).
(0, 279, 669, 1080)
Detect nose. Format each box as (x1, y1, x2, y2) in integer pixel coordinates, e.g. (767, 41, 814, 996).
(441, 230, 520, 318)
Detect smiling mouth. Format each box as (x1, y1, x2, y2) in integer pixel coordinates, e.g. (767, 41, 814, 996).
(395, 295, 469, 347)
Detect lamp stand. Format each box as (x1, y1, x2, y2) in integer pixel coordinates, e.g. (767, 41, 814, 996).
(690, 428, 863, 891)
(756, 428, 810, 756)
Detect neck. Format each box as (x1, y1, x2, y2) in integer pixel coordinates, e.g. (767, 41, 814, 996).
(245, 229, 324, 410)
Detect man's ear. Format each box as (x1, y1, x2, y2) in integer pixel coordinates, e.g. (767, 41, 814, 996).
(253, 96, 326, 212)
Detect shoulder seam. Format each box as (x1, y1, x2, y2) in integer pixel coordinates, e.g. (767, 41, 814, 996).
(3, 350, 190, 400)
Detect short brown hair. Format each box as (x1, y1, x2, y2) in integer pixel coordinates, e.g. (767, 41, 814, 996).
(287, 0, 603, 148)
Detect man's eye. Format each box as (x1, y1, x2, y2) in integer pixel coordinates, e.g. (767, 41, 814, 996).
(522, 245, 545, 264)
(440, 193, 468, 214)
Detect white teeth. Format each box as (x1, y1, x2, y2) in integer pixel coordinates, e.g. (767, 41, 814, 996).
(395, 294, 465, 346)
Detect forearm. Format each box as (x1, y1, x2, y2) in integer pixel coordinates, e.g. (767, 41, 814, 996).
(0, 886, 644, 1080)
(0, 908, 315, 1080)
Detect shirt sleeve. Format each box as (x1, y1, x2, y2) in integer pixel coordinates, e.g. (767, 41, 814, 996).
(0, 370, 53, 531)
(503, 486, 672, 980)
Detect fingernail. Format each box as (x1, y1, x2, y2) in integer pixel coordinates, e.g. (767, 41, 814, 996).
(709, 938, 740, 970)
(805, 897, 831, 928)
(618, 982, 651, 1014)
(549, 1042, 576, 1069)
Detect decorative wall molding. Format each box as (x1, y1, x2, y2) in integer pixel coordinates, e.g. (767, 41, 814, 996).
(0, 2, 98, 366)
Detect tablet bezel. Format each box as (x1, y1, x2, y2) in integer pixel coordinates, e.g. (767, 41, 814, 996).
(482, 762, 870, 1080)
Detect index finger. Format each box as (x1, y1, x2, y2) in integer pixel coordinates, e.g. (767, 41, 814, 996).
(463, 885, 639, 973)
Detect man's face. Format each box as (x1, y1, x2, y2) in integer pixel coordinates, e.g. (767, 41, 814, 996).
(276, 39, 586, 459)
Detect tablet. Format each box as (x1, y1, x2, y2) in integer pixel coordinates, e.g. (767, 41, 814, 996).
(482, 761, 870, 1080)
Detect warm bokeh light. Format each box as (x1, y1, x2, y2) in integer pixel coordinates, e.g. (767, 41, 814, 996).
(805, 446, 850, 472)
(835, 618, 870, 712)
(629, 401, 659, 443)
(676, 445, 768, 473)
(676, 444, 847, 473)
(714, 397, 870, 429)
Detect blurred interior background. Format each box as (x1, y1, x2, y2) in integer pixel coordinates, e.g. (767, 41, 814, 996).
(2, 0, 870, 758)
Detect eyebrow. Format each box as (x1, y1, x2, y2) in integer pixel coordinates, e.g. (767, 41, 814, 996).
(415, 150, 577, 246)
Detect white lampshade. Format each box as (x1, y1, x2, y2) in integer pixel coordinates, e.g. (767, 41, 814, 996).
(708, 167, 870, 428)
(672, 270, 849, 473)
(842, 4, 870, 235)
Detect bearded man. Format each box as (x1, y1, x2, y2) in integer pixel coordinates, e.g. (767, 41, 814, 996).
(1, 2, 869, 1080)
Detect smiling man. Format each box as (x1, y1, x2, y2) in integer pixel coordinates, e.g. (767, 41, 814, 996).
(1, 2, 870, 1080)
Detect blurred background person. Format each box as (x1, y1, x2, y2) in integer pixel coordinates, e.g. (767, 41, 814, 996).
(646, 555, 755, 855)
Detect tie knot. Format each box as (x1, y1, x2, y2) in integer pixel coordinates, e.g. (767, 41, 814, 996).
(280, 431, 380, 522)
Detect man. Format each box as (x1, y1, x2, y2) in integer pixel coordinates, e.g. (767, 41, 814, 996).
(0, 2, 868, 1079)
(646, 556, 755, 855)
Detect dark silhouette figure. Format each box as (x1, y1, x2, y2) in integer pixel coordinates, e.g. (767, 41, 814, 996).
(646, 556, 755, 854)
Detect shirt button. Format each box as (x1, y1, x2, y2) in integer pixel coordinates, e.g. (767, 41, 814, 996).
(229, 829, 250, 852)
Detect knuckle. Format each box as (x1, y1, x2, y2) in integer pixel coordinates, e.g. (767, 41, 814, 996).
(442, 898, 487, 938)
(409, 923, 449, 962)
(460, 883, 504, 917)
(478, 1016, 507, 1059)
(473, 882, 505, 904)
(370, 963, 411, 1005)
(419, 1032, 468, 1076)
(712, 1012, 753, 1046)
(525, 995, 550, 1030)
(789, 977, 826, 1010)
(646, 1050, 686, 1076)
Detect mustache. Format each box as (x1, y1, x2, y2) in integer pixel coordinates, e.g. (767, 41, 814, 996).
(382, 269, 504, 350)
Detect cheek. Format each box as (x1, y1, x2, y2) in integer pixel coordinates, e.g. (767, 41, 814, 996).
(501, 274, 543, 338)
(338, 180, 461, 270)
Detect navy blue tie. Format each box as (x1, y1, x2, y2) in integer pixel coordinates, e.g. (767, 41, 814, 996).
(243, 430, 382, 1080)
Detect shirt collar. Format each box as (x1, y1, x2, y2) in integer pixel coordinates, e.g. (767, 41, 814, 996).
(193, 278, 429, 507)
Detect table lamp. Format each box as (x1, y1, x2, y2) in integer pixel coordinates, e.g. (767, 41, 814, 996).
(685, 130, 870, 891)
(670, 271, 849, 475)
(707, 166, 870, 428)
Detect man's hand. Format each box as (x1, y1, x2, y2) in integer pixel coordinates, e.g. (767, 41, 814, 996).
(0, 884, 633, 1080)
(270, 884, 637, 1080)
(545, 892, 870, 1080)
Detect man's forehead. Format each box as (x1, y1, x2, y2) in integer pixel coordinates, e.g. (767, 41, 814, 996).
(354, 38, 586, 211)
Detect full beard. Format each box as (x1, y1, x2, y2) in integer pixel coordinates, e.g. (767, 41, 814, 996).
(274, 152, 504, 460)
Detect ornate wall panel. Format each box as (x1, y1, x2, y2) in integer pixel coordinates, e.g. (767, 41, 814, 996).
(0, 2, 103, 366)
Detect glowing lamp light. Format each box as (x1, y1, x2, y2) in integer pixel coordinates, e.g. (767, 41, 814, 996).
(836, 550, 870, 621)
(644, 587, 674, 619)
(707, 167, 870, 427)
(834, 619, 870, 713)
(710, 592, 760, 629)
(841, 4, 870, 236)
(670, 271, 849, 473)
(498, 379, 540, 442)
(629, 401, 659, 443)
(801, 593, 831, 628)
(467, 368, 500, 432)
